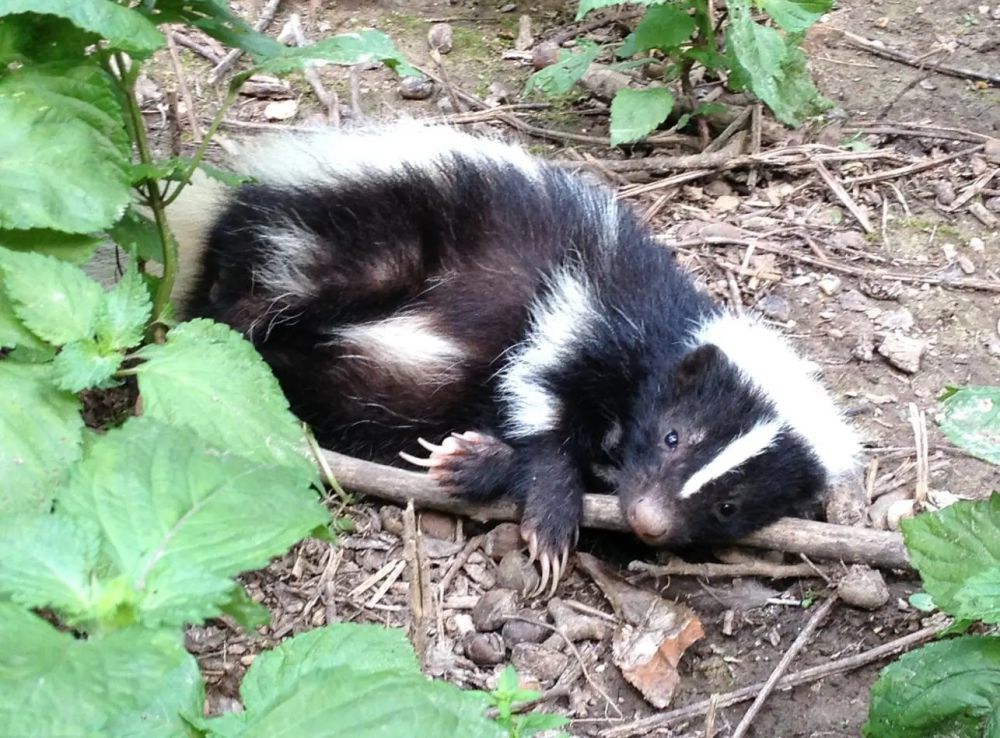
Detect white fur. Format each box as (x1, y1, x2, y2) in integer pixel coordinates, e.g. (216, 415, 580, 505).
(695, 313, 860, 477)
(235, 120, 541, 188)
(680, 419, 783, 498)
(500, 267, 603, 438)
(331, 313, 466, 380)
(252, 221, 325, 298)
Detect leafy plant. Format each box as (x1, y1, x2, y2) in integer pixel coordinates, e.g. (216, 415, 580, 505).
(865, 387, 1000, 738)
(488, 666, 571, 738)
(528, 0, 832, 144)
(0, 2, 541, 736)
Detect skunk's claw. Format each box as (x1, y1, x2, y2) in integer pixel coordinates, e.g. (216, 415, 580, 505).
(399, 431, 512, 494)
(521, 519, 575, 599)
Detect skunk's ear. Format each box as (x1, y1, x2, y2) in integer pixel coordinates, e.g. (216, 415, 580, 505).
(673, 344, 723, 391)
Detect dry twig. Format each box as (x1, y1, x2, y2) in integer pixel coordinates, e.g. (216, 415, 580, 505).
(630, 559, 825, 580)
(840, 30, 1000, 86)
(209, 0, 283, 83)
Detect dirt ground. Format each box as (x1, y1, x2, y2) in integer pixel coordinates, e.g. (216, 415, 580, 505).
(152, 1, 1000, 735)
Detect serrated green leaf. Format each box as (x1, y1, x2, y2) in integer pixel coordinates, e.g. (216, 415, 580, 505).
(219, 586, 272, 630)
(939, 386, 1000, 465)
(52, 338, 123, 392)
(239, 624, 420, 716)
(0, 62, 131, 233)
(902, 496, 1000, 619)
(108, 206, 165, 262)
(0, 604, 203, 738)
(210, 668, 502, 738)
(634, 5, 698, 51)
(577, 0, 663, 21)
(0, 286, 47, 351)
(0, 362, 83, 515)
(525, 44, 600, 96)
(726, 0, 829, 125)
(135, 319, 317, 480)
(0, 246, 104, 345)
(610, 87, 675, 145)
(865, 636, 1000, 738)
(197, 162, 253, 188)
(955, 568, 1000, 624)
(0, 228, 102, 262)
(0, 0, 164, 56)
(757, 0, 831, 32)
(0, 13, 100, 64)
(0, 514, 99, 616)
(96, 264, 152, 350)
(56, 417, 329, 626)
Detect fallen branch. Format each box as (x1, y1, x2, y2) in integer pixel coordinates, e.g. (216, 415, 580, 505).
(319, 449, 911, 570)
(602, 622, 941, 737)
(208, 0, 282, 84)
(629, 559, 824, 580)
(840, 30, 1000, 86)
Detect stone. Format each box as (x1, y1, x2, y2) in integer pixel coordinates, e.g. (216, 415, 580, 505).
(464, 632, 506, 665)
(837, 565, 890, 610)
(756, 294, 792, 322)
(471, 589, 519, 632)
(877, 334, 926, 374)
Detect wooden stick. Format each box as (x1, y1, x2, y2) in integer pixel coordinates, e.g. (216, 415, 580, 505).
(730, 596, 837, 738)
(840, 30, 1000, 85)
(630, 559, 824, 580)
(813, 159, 873, 233)
(208, 0, 283, 84)
(319, 449, 911, 570)
(602, 622, 940, 737)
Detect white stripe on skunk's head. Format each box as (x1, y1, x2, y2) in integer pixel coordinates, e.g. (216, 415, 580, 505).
(693, 312, 860, 477)
(232, 119, 542, 189)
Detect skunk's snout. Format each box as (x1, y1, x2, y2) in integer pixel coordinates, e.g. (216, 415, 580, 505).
(625, 496, 674, 545)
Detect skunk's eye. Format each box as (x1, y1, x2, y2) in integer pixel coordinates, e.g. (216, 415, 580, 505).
(714, 501, 738, 520)
(664, 430, 679, 449)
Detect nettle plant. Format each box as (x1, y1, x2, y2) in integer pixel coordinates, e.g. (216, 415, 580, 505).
(0, 3, 565, 737)
(865, 386, 1000, 738)
(527, 0, 832, 144)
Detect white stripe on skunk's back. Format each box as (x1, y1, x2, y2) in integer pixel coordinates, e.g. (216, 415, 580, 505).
(695, 313, 860, 477)
(234, 120, 542, 188)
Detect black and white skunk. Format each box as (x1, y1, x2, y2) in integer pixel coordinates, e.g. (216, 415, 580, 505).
(169, 121, 859, 595)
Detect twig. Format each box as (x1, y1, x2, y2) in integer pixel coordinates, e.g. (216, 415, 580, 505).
(660, 235, 1000, 294)
(730, 596, 837, 738)
(209, 0, 283, 84)
(601, 622, 941, 737)
(813, 159, 873, 233)
(546, 7, 644, 46)
(171, 31, 223, 64)
(436, 534, 484, 599)
(403, 501, 433, 659)
(165, 31, 203, 142)
(945, 166, 999, 212)
(281, 13, 340, 125)
(908, 404, 929, 505)
(703, 106, 751, 153)
(318, 449, 912, 570)
(746, 104, 763, 189)
(844, 144, 984, 185)
(629, 558, 825, 579)
(840, 30, 1000, 85)
(843, 122, 991, 143)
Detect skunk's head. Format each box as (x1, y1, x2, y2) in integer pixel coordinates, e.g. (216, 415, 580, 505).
(617, 344, 829, 547)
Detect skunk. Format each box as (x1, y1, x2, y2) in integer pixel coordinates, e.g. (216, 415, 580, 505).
(170, 121, 859, 596)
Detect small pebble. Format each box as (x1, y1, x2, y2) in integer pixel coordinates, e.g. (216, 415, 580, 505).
(818, 275, 842, 296)
(837, 565, 890, 610)
(984, 197, 1000, 213)
(969, 236, 986, 251)
(502, 610, 550, 647)
(858, 279, 903, 301)
(531, 41, 559, 70)
(472, 588, 519, 632)
(957, 255, 976, 274)
(838, 289, 870, 312)
(484, 522, 523, 560)
(399, 75, 434, 100)
(875, 307, 915, 331)
(932, 180, 956, 205)
(852, 334, 875, 362)
(427, 23, 453, 54)
(829, 230, 866, 250)
(511, 643, 569, 683)
(464, 632, 506, 666)
(877, 334, 926, 374)
(755, 294, 792, 322)
(496, 550, 539, 593)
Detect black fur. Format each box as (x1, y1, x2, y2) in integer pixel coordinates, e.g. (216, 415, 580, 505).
(183, 133, 831, 562)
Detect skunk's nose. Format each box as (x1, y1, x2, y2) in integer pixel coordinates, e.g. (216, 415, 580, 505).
(626, 496, 673, 545)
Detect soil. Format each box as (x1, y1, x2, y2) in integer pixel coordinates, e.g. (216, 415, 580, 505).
(152, 1, 1000, 735)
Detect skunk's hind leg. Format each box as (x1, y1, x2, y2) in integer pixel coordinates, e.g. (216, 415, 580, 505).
(400, 431, 515, 500)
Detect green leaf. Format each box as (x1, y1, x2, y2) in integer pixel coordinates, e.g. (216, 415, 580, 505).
(525, 44, 600, 96)
(865, 636, 1000, 738)
(726, 0, 829, 125)
(908, 592, 936, 612)
(210, 668, 503, 738)
(219, 586, 271, 631)
(0, 604, 203, 738)
(0, 0, 165, 56)
(0, 286, 47, 351)
(142, 0, 284, 59)
(577, 0, 664, 21)
(0, 228, 102, 262)
(251, 30, 417, 77)
(135, 319, 317, 480)
(51, 338, 123, 392)
(0, 362, 83, 515)
(610, 87, 675, 145)
(757, 0, 832, 32)
(939, 386, 1000, 465)
(56, 417, 329, 626)
(96, 263, 152, 351)
(0, 62, 131, 233)
(0, 13, 101, 64)
(0, 247, 104, 345)
(955, 568, 1000, 624)
(107, 206, 165, 262)
(634, 5, 698, 51)
(0, 515, 99, 616)
(903, 495, 1000, 619)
